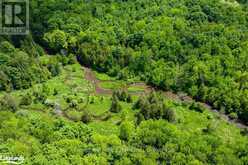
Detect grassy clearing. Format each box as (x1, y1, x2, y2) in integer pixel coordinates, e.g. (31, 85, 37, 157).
(99, 81, 126, 90)
(0, 63, 93, 112)
(87, 95, 111, 116)
(127, 85, 146, 92)
(94, 71, 116, 81)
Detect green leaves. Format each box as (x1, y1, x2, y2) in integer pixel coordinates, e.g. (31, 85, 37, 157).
(119, 121, 134, 141)
(44, 30, 68, 52)
(0, 41, 15, 54)
(133, 92, 176, 123)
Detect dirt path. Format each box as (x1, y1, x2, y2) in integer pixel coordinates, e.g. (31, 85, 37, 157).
(83, 67, 248, 129)
(84, 67, 151, 95)
(84, 67, 113, 95)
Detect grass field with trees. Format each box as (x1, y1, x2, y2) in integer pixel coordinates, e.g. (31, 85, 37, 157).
(0, 0, 248, 164)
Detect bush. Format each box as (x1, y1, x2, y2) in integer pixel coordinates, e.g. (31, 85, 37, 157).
(53, 88, 58, 95)
(58, 55, 69, 66)
(229, 112, 238, 120)
(163, 108, 176, 123)
(109, 95, 122, 113)
(119, 121, 134, 141)
(81, 111, 92, 124)
(66, 110, 82, 122)
(101, 112, 112, 121)
(203, 123, 216, 133)
(126, 94, 132, 103)
(113, 89, 132, 103)
(135, 112, 145, 125)
(120, 90, 128, 101)
(134, 92, 176, 123)
(69, 100, 78, 108)
(89, 96, 95, 104)
(65, 96, 73, 103)
(47, 63, 61, 77)
(68, 54, 77, 64)
(240, 128, 248, 136)
(0, 94, 18, 112)
(0, 71, 11, 91)
(20, 93, 32, 106)
(132, 96, 146, 110)
(44, 99, 55, 107)
(0, 41, 15, 53)
(189, 102, 205, 113)
(36, 44, 45, 56)
(33, 90, 47, 104)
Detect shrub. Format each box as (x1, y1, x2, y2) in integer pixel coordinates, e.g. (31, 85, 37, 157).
(69, 100, 78, 108)
(113, 89, 132, 103)
(65, 96, 73, 103)
(119, 121, 134, 141)
(189, 102, 205, 113)
(47, 63, 61, 77)
(81, 111, 92, 124)
(163, 108, 176, 123)
(109, 95, 122, 113)
(132, 96, 146, 110)
(53, 88, 58, 95)
(101, 112, 112, 121)
(135, 112, 145, 125)
(19, 93, 32, 106)
(240, 128, 248, 136)
(0, 71, 11, 91)
(133, 92, 177, 123)
(68, 54, 77, 64)
(126, 94, 132, 103)
(134, 92, 176, 123)
(66, 110, 82, 122)
(0, 41, 15, 53)
(207, 114, 213, 120)
(0, 94, 18, 112)
(36, 44, 45, 56)
(229, 112, 238, 120)
(33, 91, 47, 104)
(89, 96, 95, 104)
(44, 99, 55, 107)
(120, 90, 128, 101)
(203, 123, 216, 133)
(58, 55, 69, 66)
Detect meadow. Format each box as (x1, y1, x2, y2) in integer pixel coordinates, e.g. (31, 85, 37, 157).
(1, 57, 247, 164)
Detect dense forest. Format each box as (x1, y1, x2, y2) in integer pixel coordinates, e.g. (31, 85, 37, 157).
(0, 0, 248, 164)
(1, 0, 248, 122)
(28, 0, 248, 123)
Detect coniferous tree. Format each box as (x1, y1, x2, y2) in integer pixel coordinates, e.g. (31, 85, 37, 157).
(110, 95, 122, 113)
